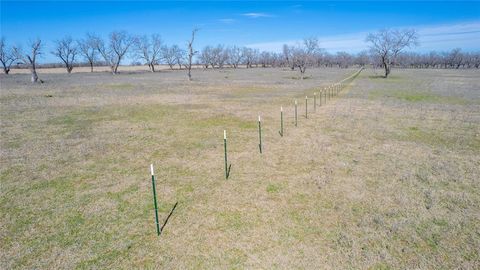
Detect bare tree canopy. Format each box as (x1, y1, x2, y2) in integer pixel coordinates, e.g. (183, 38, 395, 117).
(12, 39, 43, 83)
(172, 45, 186, 69)
(52, 36, 78, 73)
(93, 31, 135, 74)
(0, 37, 18, 74)
(366, 28, 418, 77)
(199, 45, 214, 68)
(135, 34, 162, 72)
(290, 37, 321, 79)
(242, 47, 258, 68)
(226, 46, 243, 68)
(161, 45, 178, 70)
(186, 28, 198, 81)
(77, 33, 97, 72)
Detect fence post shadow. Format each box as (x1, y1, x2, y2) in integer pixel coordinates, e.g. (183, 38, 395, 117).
(160, 201, 178, 235)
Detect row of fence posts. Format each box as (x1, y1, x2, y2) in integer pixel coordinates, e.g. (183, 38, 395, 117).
(149, 68, 363, 235)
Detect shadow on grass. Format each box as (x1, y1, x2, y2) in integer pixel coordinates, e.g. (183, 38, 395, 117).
(160, 202, 178, 235)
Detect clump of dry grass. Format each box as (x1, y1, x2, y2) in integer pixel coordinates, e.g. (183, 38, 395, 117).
(1, 67, 479, 269)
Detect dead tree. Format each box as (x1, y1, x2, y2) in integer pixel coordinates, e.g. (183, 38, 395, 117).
(366, 29, 418, 77)
(78, 34, 97, 72)
(186, 29, 198, 81)
(93, 31, 135, 74)
(12, 39, 43, 83)
(52, 36, 77, 73)
(135, 34, 162, 72)
(0, 37, 18, 74)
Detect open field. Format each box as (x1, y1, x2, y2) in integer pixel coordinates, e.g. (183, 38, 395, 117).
(1, 67, 479, 269)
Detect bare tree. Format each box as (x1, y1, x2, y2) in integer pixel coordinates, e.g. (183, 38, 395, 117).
(336, 51, 353, 68)
(93, 31, 135, 74)
(210, 45, 228, 68)
(78, 34, 97, 72)
(172, 45, 186, 69)
(186, 28, 198, 81)
(355, 50, 370, 67)
(135, 34, 162, 72)
(282, 44, 295, 70)
(161, 45, 176, 69)
(448, 48, 464, 69)
(227, 46, 243, 68)
(0, 37, 18, 74)
(366, 29, 418, 77)
(199, 45, 214, 68)
(12, 39, 43, 83)
(52, 36, 77, 73)
(291, 37, 320, 79)
(242, 47, 258, 68)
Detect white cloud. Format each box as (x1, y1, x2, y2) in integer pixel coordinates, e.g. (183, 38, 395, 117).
(241, 12, 272, 18)
(416, 21, 480, 51)
(246, 21, 480, 53)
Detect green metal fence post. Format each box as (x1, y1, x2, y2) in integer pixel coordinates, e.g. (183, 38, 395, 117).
(279, 106, 284, 137)
(258, 115, 262, 154)
(224, 130, 231, 179)
(150, 164, 160, 236)
(295, 99, 298, 127)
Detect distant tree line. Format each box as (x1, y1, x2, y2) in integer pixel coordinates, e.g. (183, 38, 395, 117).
(1, 29, 479, 83)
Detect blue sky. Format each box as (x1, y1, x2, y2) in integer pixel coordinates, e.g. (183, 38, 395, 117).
(1, 1, 479, 63)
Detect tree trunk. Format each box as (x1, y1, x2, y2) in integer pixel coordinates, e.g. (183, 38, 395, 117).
(2, 62, 9, 74)
(383, 63, 390, 78)
(30, 67, 39, 83)
(187, 66, 192, 81)
(90, 62, 94, 72)
(150, 63, 155, 72)
(300, 66, 306, 79)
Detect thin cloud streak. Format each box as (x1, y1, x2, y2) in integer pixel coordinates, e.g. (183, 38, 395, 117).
(241, 12, 272, 18)
(246, 21, 480, 53)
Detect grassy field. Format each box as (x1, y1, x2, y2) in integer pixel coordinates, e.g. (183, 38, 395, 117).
(1, 67, 479, 269)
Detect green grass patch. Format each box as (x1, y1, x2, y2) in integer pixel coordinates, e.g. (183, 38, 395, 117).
(369, 89, 470, 104)
(217, 211, 247, 230)
(266, 183, 281, 193)
(398, 125, 480, 151)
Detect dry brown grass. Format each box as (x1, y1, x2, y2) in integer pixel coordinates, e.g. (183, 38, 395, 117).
(1, 67, 479, 269)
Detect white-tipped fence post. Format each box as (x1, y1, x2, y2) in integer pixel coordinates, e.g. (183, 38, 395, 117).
(150, 164, 160, 236)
